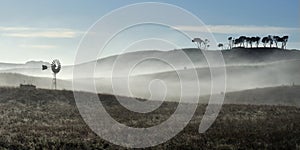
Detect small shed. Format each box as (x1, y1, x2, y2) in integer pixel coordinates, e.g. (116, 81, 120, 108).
(20, 84, 36, 90)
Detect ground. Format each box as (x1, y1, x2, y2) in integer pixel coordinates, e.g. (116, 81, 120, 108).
(0, 87, 299, 149)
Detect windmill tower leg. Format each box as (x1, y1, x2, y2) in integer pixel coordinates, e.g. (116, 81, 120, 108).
(52, 73, 57, 90)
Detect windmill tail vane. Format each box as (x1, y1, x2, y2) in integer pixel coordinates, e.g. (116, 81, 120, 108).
(42, 65, 48, 70)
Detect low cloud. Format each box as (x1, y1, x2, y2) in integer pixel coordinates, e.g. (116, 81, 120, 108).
(0, 26, 81, 38)
(20, 44, 57, 49)
(173, 25, 299, 35)
(0, 26, 33, 31)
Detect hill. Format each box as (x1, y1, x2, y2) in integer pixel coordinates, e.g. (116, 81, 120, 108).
(0, 48, 299, 100)
(1, 58, 299, 100)
(219, 85, 300, 106)
(221, 47, 300, 64)
(123, 58, 300, 99)
(0, 61, 49, 70)
(0, 48, 299, 78)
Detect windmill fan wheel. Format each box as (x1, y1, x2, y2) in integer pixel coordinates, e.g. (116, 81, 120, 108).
(51, 59, 61, 74)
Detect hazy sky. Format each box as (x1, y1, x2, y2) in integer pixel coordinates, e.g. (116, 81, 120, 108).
(0, 0, 299, 65)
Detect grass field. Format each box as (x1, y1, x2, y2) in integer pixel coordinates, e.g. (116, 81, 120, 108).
(0, 87, 299, 149)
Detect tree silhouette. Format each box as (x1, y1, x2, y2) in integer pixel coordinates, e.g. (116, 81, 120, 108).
(273, 36, 280, 48)
(268, 35, 273, 48)
(233, 38, 242, 47)
(204, 39, 210, 50)
(218, 43, 224, 50)
(255, 36, 261, 48)
(239, 36, 247, 47)
(228, 37, 233, 49)
(245, 37, 251, 48)
(282, 36, 289, 49)
(233, 39, 237, 47)
(192, 38, 211, 50)
(192, 38, 204, 49)
(246, 37, 252, 48)
(262, 37, 269, 47)
(228, 35, 287, 49)
(249, 37, 257, 48)
(232, 38, 236, 48)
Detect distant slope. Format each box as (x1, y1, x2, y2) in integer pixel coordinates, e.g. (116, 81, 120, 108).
(221, 47, 300, 64)
(87, 48, 300, 77)
(0, 85, 299, 107)
(223, 85, 300, 106)
(0, 48, 299, 78)
(1, 58, 300, 99)
(0, 48, 299, 99)
(0, 73, 72, 90)
(98, 58, 300, 99)
(0, 61, 50, 70)
(0, 62, 23, 70)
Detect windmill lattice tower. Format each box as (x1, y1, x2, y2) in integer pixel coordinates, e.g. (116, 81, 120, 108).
(42, 59, 61, 90)
(51, 59, 61, 90)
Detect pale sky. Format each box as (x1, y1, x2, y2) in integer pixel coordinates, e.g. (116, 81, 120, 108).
(0, 0, 299, 65)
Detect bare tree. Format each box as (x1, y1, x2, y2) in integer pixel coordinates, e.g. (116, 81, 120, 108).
(228, 37, 233, 49)
(192, 38, 204, 49)
(218, 43, 224, 50)
(204, 39, 210, 50)
(281, 36, 289, 49)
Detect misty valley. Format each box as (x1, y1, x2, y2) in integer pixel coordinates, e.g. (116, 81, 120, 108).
(0, 47, 300, 149)
(0, 1, 299, 149)
(1, 47, 299, 103)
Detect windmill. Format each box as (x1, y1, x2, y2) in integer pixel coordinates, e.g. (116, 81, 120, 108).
(42, 59, 61, 90)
